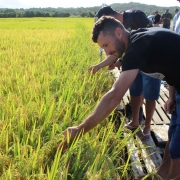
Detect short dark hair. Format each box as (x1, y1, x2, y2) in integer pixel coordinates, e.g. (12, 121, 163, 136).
(96, 6, 117, 19)
(92, 16, 125, 43)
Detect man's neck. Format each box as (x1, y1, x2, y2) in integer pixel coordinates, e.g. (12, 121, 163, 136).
(124, 30, 130, 53)
(114, 13, 123, 24)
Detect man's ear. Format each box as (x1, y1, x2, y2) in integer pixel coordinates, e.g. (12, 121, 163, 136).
(115, 27, 123, 39)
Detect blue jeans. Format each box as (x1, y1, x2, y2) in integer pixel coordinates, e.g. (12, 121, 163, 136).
(168, 92, 180, 159)
(129, 71, 161, 100)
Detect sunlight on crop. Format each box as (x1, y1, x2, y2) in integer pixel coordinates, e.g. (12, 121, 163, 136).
(0, 18, 136, 179)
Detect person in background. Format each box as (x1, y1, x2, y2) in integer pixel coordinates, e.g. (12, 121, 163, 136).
(88, 6, 161, 140)
(175, 12, 180, 33)
(153, 10, 161, 27)
(161, 9, 173, 29)
(173, 8, 179, 30)
(61, 16, 180, 180)
(94, 12, 98, 23)
(174, 0, 180, 34)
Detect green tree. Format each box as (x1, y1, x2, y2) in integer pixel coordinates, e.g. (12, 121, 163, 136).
(80, 12, 87, 17)
(44, 12, 51, 17)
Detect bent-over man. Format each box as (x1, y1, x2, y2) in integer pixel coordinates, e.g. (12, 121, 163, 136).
(61, 16, 180, 180)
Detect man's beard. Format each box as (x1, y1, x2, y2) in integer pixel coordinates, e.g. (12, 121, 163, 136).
(114, 38, 125, 58)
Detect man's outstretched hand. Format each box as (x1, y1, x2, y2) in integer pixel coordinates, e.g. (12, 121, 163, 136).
(88, 65, 100, 74)
(58, 126, 83, 152)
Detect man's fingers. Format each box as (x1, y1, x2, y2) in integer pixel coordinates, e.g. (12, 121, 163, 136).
(62, 129, 68, 137)
(164, 103, 168, 112)
(170, 104, 176, 114)
(58, 140, 68, 153)
(59, 128, 73, 152)
(60, 126, 82, 152)
(164, 102, 176, 114)
(88, 67, 96, 74)
(62, 127, 73, 138)
(88, 67, 92, 72)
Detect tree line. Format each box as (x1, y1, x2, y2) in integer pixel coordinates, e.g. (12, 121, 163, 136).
(0, 2, 179, 18)
(0, 7, 96, 18)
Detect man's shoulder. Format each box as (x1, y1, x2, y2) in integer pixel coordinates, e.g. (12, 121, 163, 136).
(168, 13, 173, 17)
(129, 28, 150, 40)
(124, 10, 151, 25)
(130, 28, 172, 39)
(124, 10, 146, 16)
(155, 14, 161, 19)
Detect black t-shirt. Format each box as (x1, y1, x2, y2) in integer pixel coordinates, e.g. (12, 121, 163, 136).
(123, 10, 152, 31)
(122, 27, 180, 90)
(154, 14, 161, 24)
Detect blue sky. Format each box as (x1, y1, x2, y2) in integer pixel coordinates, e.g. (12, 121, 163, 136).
(0, 0, 179, 9)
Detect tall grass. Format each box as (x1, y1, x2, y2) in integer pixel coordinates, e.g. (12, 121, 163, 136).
(0, 18, 135, 179)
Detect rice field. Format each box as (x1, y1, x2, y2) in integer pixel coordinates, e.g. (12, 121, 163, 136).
(0, 18, 135, 180)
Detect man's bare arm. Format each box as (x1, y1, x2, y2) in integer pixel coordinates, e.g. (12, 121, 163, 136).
(60, 69, 139, 151)
(79, 69, 139, 132)
(88, 55, 118, 73)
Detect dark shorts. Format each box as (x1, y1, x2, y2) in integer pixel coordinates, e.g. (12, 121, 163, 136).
(129, 71, 161, 100)
(168, 92, 180, 159)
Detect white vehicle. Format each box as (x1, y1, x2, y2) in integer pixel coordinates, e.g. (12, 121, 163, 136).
(147, 15, 155, 23)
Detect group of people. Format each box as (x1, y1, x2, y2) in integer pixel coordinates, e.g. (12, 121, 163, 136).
(61, 1, 180, 180)
(89, 6, 161, 141)
(152, 9, 173, 29)
(153, 8, 180, 30)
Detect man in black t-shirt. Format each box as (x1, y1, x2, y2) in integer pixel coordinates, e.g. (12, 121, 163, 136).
(89, 6, 161, 141)
(92, 16, 180, 180)
(153, 10, 161, 27)
(161, 9, 173, 29)
(61, 16, 180, 179)
(96, 6, 152, 30)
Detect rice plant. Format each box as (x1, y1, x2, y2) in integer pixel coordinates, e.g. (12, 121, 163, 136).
(0, 18, 136, 180)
